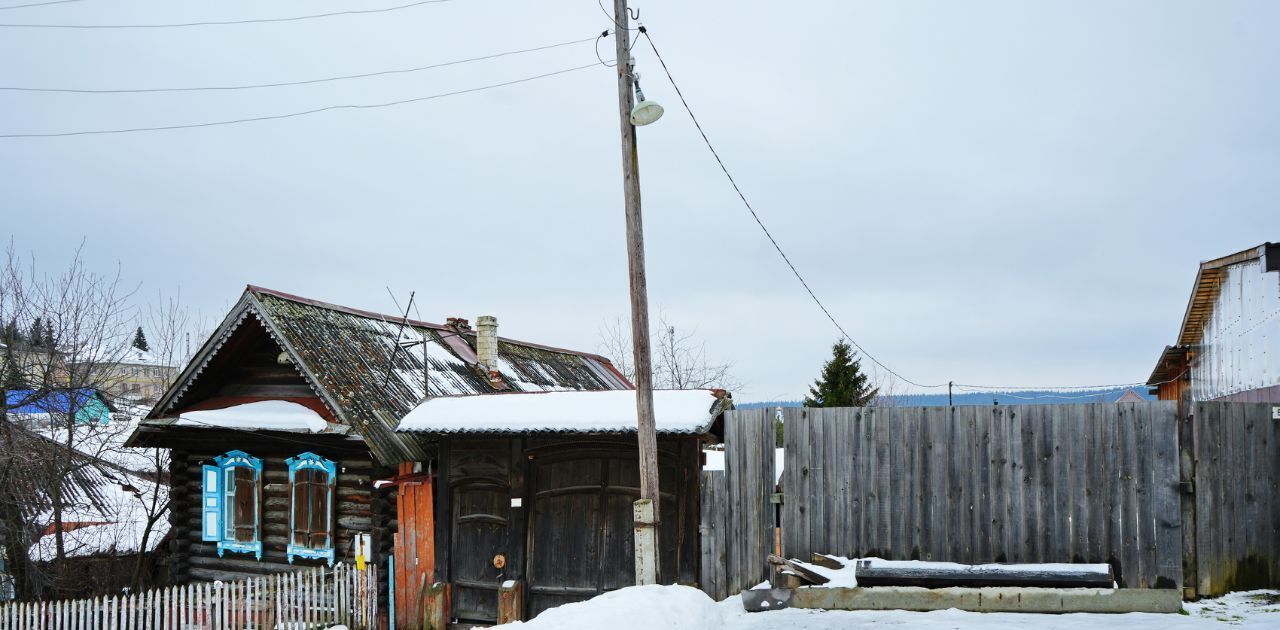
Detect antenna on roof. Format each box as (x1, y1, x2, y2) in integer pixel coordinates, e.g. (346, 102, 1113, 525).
(380, 289, 417, 396)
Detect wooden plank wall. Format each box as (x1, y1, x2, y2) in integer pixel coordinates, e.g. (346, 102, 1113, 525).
(712, 409, 777, 597)
(1192, 401, 1280, 596)
(781, 403, 1184, 590)
(698, 470, 728, 600)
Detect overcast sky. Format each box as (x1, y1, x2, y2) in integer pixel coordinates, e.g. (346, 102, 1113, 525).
(1, 0, 1275, 401)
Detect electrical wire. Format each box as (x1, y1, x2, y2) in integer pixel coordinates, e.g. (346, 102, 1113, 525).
(0, 36, 600, 94)
(0, 0, 82, 10)
(638, 27, 946, 390)
(0, 0, 447, 28)
(639, 26, 1190, 395)
(0, 63, 597, 138)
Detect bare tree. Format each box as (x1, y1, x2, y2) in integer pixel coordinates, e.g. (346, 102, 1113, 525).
(599, 313, 743, 392)
(121, 288, 202, 589)
(0, 242, 138, 598)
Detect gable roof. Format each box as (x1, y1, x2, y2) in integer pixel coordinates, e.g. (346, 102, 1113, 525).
(144, 286, 632, 463)
(1173, 243, 1275, 347)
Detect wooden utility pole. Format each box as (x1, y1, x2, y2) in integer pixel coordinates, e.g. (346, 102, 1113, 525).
(612, 0, 660, 585)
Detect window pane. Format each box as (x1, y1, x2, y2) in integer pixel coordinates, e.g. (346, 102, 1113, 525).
(233, 467, 257, 543)
(292, 474, 310, 546)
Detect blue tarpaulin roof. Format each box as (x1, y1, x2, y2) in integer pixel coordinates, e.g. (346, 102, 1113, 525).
(4, 389, 112, 417)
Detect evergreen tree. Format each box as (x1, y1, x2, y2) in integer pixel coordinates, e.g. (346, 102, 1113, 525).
(28, 318, 43, 347)
(803, 340, 879, 407)
(132, 326, 149, 352)
(2, 342, 24, 389)
(43, 320, 54, 349)
(2, 319, 17, 343)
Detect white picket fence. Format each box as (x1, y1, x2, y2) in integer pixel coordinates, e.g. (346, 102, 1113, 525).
(0, 563, 377, 630)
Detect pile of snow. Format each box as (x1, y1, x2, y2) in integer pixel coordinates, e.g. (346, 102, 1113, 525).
(496, 585, 729, 630)
(174, 400, 328, 432)
(398, 389, 719, 434)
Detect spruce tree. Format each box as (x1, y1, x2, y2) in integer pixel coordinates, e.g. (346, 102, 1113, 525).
(28, 318, 43, 347)
(803, 340, 879, 407)
(132, 326, 149, 352)
(2, 342, 24, 389)
(43, 320, 54, 349)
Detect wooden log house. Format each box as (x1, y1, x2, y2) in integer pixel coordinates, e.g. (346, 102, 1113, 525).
(124, 286, 640, 624)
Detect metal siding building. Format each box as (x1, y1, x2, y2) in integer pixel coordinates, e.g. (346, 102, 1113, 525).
(1148, 243, 1280, 403)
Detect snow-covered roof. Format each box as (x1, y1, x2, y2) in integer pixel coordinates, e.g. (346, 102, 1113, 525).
(173, 400, 329, 433)
(115, 347, 173, 367)
(397, 389, 722, 435)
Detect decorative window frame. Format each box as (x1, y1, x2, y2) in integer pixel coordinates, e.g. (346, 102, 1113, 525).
(285, 452, 337, 566)
(202, 450, 263, 560)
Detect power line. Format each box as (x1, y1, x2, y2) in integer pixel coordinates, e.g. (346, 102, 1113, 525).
(0, 0, 447, 28)
(0, 63, 597, 138)
(638, 27, 946, 390)
(0, 36, 599, 94)
(0, 0, 82, 10)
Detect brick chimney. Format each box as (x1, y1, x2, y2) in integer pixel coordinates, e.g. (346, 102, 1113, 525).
(476, 315, 499, 373)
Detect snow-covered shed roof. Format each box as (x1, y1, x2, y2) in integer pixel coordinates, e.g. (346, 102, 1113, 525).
(397, 389, 724, 435)
(136, 286, 633, 463)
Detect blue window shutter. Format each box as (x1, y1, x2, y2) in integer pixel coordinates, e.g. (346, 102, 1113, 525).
(201, 464, 222, 542)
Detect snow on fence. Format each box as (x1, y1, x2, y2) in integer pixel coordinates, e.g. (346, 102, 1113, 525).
(0, 563, 377, 630)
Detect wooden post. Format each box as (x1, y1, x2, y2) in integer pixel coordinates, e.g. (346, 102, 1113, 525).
(422, 581, 450, 630)
(612, 0, 662, 586)
(496, 580, 524, 625)
(633, 499, 658, 585)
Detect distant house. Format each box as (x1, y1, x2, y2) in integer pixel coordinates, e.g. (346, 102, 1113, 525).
(1114, 389, 1146, 403)
(0, 422, 168, 597)
(1147, 242, 1280, 403)
(4, 388, 115, 424)
(93, 348, 178, 404)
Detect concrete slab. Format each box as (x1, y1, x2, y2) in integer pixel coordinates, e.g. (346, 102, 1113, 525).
(789, 586, 1183, 614)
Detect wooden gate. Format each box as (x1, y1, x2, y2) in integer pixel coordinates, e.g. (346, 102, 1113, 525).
(525, 443, 681, 619)
(699, 409, 777, 599)
(392, 463, 435, 630)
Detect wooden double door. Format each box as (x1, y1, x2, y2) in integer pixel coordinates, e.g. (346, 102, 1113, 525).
(444, 438, 694, 623)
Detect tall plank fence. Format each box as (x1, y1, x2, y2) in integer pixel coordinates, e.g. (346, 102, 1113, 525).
(1191, 401, 1279, 595)
(0, 563, 377, 630)
(780, 403, 1183, 590)
(700, 409, 775, 600)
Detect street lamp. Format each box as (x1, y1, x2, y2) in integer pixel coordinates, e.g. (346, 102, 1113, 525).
(629, 73, 664, 126)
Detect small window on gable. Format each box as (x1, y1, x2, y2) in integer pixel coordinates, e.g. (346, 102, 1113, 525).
(201, 450, 263, 560)
(286, 452, 336, 565)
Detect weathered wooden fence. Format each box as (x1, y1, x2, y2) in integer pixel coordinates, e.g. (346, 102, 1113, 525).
(780, 403, 1184, 590)
(700, 409, 775, 600)
(1191, 401, 1279, 596)
(0, 563, 377, 630)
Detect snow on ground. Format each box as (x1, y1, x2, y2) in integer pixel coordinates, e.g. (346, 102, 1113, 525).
(490, 585, 1280, 630)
